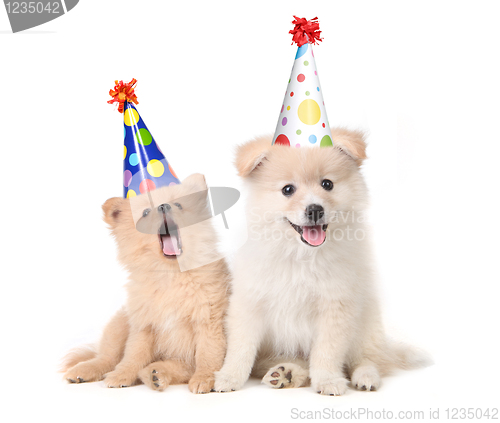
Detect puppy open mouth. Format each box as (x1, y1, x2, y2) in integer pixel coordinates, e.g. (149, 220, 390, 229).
(158, 216, 182, 258)
(287, 219, 328, 247)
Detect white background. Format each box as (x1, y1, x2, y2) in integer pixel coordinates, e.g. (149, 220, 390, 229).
(1, 1, 499, 422)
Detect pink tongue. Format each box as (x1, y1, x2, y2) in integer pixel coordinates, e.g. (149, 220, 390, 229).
(162, 234, 180, 255)
(302, 225, 326, 246)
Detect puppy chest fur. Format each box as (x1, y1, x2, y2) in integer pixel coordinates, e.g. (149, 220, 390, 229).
(235, 239, 369, 358)
(126, 271, 220, 359)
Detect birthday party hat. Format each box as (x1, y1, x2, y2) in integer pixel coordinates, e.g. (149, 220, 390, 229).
(272, 16, 333, 148)
(108, 79, 180, 198)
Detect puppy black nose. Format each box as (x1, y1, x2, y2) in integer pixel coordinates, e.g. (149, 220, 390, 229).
(305, 204, 324, 223)
(158, 203, 171, 213)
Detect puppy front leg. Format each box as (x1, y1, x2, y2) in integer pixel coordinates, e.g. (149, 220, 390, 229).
(213, 303, 263, 392)
(309, 301, 355, 396)
(189, 319, 226, 394)
(105, 326, 154, 388)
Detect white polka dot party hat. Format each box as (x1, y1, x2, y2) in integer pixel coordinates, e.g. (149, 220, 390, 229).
(273, 16, 333, 148)
(108, 79, 180, 199)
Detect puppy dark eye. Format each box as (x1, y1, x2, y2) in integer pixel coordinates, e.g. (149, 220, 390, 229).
(282, 185, 296, 197)
(321, 179, 334, 191)
(174, 203, 182, 210)
(142, 208, 151, 217)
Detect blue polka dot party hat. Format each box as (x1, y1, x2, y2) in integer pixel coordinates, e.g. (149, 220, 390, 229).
(273, 16, 333, 148)
(108, 79, 180, 198)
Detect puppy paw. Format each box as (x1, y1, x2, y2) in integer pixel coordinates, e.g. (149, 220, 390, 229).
(188, 375, 215, 394)
(314, 377, 349, 396)
(213, 371, 244, 393)
(104, 370, 137, 388)
(262, 363, 309, 389)
(351, 366, 381, 391)
(64, 360, 107, 384)
(137, 365, 170, 392)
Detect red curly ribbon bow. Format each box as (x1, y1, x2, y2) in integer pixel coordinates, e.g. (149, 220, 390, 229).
(107, 78, 139, 113)
(289, 16, 323, 47)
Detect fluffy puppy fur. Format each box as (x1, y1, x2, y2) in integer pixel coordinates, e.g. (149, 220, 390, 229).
(62, 174, 230, 393)
(214, 129, 430, 395)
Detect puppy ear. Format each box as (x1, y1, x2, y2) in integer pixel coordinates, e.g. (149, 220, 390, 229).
(182, 173, 207, 191)
(331, 128, 367, 166)
(102, 197, 127, 227)
(235, 136, 271, 177)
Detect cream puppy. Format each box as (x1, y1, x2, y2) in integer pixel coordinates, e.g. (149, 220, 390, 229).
(214, 129, 429, 395)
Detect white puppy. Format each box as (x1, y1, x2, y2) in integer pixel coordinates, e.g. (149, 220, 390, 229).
(214, 129, 429, 395)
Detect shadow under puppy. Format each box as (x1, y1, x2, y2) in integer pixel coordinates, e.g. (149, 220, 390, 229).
(62, 174, 230, 393)
(214, 129, 430, 395)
